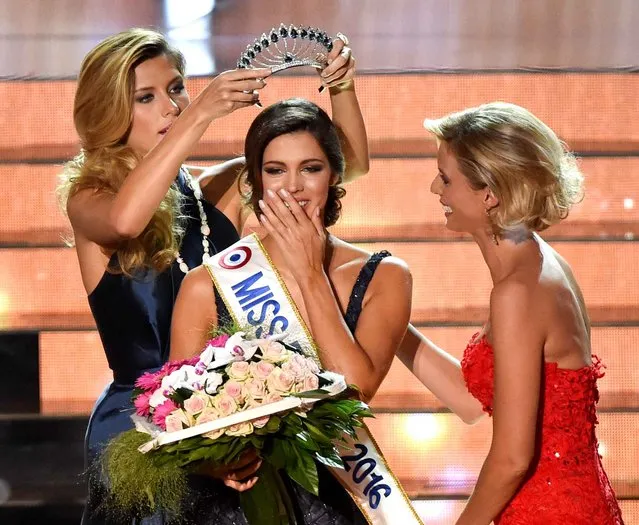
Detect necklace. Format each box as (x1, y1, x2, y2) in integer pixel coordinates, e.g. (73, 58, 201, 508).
(176, 168, 211, 274)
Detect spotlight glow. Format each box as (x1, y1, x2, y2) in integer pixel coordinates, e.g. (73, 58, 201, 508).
(598, 442, 607, 457)
(404, 413, 445, 443)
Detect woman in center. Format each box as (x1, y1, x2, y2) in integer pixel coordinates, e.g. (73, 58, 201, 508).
(169, 98, 413, 524)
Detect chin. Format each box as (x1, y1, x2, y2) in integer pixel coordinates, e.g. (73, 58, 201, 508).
(444, 217, 468, 234)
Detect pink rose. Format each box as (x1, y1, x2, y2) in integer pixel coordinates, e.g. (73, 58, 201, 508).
(267, 368, 296, 394)
(225, 422, 254, 437)
(282, 359, 305, 382)
(203, 428, 224, 441)
(223, 381, 245, 403)
(152, 399, 178, 430)
(165, 412, 184, 433)
(300, 374, 319, 392)
(264, 392, 283, 404)
(244, 379, 267, 401)
(227, 361, 250, 381)
(176, 408, 194, 427)
(183, 395, 206, 415)
(304, 357, 321, 375)
(196, 407, 220, 425)
(197, 407, 224, 440)
(243, 400, 270, 429)
(252, 415, 270, 429)
(213, 394, 238, 416)
(134, 390, 152, 417)
(260, 341, 286, 363)
(250, 361, 275, 381)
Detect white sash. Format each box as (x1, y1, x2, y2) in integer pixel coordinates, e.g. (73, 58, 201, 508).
(206, 234, 424, 525)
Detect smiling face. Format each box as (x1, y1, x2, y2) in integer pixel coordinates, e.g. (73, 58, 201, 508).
(430, 141, 492, 235)
(260, 131, 335, 219)
(126, 54, 190, 156)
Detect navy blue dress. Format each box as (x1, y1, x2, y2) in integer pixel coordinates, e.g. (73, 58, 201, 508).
(82, 170, 239, 524)
(176, 251, 392, 525)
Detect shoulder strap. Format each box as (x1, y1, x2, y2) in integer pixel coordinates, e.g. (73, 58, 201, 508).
(344, 251, 392, 334)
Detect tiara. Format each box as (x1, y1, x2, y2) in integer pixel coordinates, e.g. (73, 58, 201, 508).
(237, 23, 334, 73)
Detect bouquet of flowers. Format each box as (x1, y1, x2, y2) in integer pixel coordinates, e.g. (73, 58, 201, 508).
(100, 326, 372, 524)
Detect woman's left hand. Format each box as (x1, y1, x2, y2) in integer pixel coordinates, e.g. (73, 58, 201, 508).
(319, 33, 355, 90)
(258, 189, 327, 283)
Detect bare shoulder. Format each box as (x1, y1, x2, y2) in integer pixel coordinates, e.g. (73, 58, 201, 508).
(66, 187, 106, 222)
(180, 265, 215, 301)
(490, 277, 536, 318)
(330, 237, 412, 288)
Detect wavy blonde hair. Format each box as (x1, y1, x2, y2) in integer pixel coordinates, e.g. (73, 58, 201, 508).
(424, 102, 584, 237)
(57, 28, 186, 275)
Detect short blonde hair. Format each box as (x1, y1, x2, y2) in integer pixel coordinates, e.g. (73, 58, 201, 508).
(57, 29, 186, 275)
(424, 102, 584, 235)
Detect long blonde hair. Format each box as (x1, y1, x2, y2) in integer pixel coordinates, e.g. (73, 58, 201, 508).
(57, 28, 186, 275)
(425, 102, 584, 237)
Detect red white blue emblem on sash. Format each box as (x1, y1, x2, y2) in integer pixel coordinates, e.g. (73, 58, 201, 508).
(219, 246, 252, 270)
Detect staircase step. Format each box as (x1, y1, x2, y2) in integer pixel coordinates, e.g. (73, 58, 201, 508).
(1, 240, 637, 330)
(411, 499, 639, 524)
(354, 240, 639, 325)
(367, 413, 639, 498)
(39, 331, 110, 415)
(0, 414, 636, 505)
(336, 156, 639, 242)
(373, 326, 639, 412)
(0, 498, 636, 525)
(3, 156, 639, 247)
(3, 73, 639, 162)
(39, 327, 639, 415)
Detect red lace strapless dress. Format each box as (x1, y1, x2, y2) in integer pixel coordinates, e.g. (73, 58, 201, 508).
(461, 334, 624, 525)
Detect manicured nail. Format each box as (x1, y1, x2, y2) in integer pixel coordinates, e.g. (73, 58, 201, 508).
(278, 189, 288, 197)
(258, 199, 265, 208)
(318, 85, 325, 93)
(266, 189, 275, 198)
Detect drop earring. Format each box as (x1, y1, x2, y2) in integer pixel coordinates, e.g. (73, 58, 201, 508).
(485, 208, 499, 245)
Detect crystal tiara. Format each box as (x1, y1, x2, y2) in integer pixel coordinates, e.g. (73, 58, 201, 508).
(237, 23, 334, 73)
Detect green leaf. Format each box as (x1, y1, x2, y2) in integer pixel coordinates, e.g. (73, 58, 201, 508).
(293, 430, 320, 452)
(293, 389, 333, 399)
(301, 422, 333, 445)
(314, 448, 344, 470)
(285, 445, 319, 496)
(239, 464, 292, 525)
(267, 438, 289, 470)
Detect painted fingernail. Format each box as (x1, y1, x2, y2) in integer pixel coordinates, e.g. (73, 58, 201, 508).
(278, 188, 288, 197)
(318, 85, 325, 93)
(254, 100, 263, 108)
(258, 199, 265, 208)
(266, 189, 275, 198)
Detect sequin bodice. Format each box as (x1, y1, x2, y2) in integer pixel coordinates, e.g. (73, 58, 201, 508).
(461, 334, 624, 525)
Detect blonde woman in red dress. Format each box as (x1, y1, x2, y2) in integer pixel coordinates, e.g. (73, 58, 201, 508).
(398, 102, 624, 524)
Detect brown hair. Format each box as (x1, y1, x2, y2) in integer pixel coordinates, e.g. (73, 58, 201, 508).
(241, 98, 346, 227)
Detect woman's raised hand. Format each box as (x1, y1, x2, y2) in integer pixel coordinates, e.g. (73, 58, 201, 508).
(258, 189, 327, 283)
(319, 34, 355, 91)
(194, 68, 272, 121)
